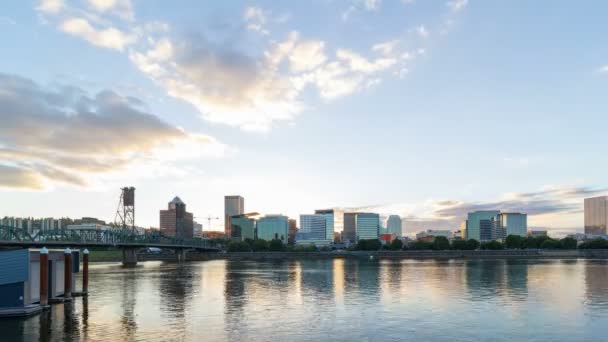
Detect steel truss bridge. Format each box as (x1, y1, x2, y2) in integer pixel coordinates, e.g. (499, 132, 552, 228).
(0, 225, 220, 251)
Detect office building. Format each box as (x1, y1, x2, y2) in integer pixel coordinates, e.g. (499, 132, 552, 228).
(230, 215, 256, 241)
(224, 195, 245, 237)
(466, 211, 500, 241)
(160, 196, 194, 238)
(585, 196, 608, 235)
(356, 213, 380, 241)
(343, 213, 357, 244)
(460, 220, 467, 239)
(193, 221, 203, 238)
(387, 215, 402, 237)
(498, 213, 527, 237)
(257, 215, 289, 243)
(288, 219, 298, 244)
(315, 209, 343, 241)
(296, 214, 331, 246)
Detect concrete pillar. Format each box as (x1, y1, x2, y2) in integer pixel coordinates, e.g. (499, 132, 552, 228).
(64, 248, 72, 300)
(122, 248, 138, 266)
(176, 249, 187, 263)
(82, 249, 89, 295)
(39, 247, 49, 307)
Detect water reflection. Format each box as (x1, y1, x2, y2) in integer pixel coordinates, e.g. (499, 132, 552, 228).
(1, 259, 607, 341)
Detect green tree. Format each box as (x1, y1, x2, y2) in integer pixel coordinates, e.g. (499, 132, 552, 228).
(481, 240, 504, 250)
(451, 239, 468, 250)
(252, 239, 269, 251)
(579, 238, 608, 249)
(504, 235, 523, 249)
(268, 239, 285, 251)
(521, 236, 539, 249)
(433, 236, 450, 250)
(411, 240, 434, 250)
(227, 241, 251, 252)
(540, 239, 561, 249)
(356, 239, 382, 251)
(390, 239, 404, 250)
(465, 239, 480, 250)
(559, 237, 578, 249)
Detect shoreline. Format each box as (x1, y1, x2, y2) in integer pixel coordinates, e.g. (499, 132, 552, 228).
(89, 249, 608, 263)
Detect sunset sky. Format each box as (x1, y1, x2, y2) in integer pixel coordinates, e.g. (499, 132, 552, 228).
(1, 0, 607, 234)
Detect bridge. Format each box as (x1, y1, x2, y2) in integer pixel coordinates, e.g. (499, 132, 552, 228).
(0, 225, 221, 265)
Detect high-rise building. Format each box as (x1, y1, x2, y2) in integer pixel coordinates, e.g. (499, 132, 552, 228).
(585, 196, 608, 235)
(257, 215, 289, 242)
(193, 221, 203, 238)
(160, 196, 194, 238)
(355, 213, 380, 241)
(498, 213, 527, 237)
(296, 214, 331, 246)
(314, 209, 343, 241)
(466, 211, 500, 241)
(224, 195, 244, 237)
(288, 219, 298, 244)
(387, 215, 402, 237)
(343, 213, 357, 244)
(460, 220, 467, 239)
(230, 215, 256, 241)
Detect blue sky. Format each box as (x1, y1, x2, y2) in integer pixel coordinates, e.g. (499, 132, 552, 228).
(1, 0, 607, 235)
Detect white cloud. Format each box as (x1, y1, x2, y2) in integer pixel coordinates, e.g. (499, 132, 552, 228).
(364, 0, 381, 10)
(36, 0, 64, 14)
(598, 65, 608, 73)
(417, 25, 429, 38)
(372, 40, 399, 56)
(244, 6, 269, 35)
(86, 0, 134, 21)
(447, 0, 468, 12)
(0, 73, 227, 190)
(59, 17, 136, 50)
(288, 40, 328, 72)
(337, 49, 396, 73)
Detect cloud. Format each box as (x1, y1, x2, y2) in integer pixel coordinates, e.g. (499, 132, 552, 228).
(36, 0, 64, 14)
(244, 6, 268, 35)
(86, 0, 134, 21)
(417, 25, 429, 38)
(364, 0, 381, 10)
(447, 0, 468, 12)
(59, 17, 136, 50)
(352, 186, 608, 234)
(598, 65, 608, 73)
(288, 40, 328, 72)
(0, 73, 227, 190)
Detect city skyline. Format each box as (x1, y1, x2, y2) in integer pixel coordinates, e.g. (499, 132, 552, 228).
(1, 1, 608, 234)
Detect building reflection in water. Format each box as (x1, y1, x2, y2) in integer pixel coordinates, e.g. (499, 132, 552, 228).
(159, 263, 199, 324)
(119, 268, 138, 340)
(585, 260, 608, 309)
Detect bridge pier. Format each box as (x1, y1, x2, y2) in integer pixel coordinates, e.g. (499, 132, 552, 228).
(175, 249, 188, 263)
(122, 248, 138, 267)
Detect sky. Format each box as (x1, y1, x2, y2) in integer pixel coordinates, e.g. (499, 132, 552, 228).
(1, 0, 607, 236)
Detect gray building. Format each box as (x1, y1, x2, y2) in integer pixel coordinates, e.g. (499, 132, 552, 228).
(296, 214, 331, 246)
(356, 213, 380, 241)
(224, 195, 245, 237)
(387, 215, 402, 236)
(343, 213, 357, 244)
(585, 196, 608, 235)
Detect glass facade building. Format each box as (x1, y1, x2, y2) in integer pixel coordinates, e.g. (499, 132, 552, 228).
(498, 213, 527, 237)
(356, 213, 380, 241)
(230, 216, 256, 241)
(343, 213, 357, 244)
(466, 211, 500, 241)
(314, 209, 343, 241)
(257, 215, 289, 242)
(585, 196, 608, 235)
(387, 215, 402, 237)
(296, 214, 331, 246)
(224, 195, 244, 237)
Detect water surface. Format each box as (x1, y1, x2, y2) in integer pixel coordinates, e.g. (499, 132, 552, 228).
(2, 258, 607, 341)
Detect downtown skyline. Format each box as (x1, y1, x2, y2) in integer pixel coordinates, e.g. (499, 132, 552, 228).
(1, 1, 608, 234)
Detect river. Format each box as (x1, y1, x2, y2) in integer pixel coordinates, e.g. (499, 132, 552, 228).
(2, 258, 607, 341)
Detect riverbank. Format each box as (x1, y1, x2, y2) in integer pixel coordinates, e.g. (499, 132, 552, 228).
(88, 249, 608, 262)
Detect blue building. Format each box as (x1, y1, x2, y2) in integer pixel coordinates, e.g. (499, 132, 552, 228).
(356, 213, 380, 241)
(257, 215, 289, 243)
(296, 214, 332, 246)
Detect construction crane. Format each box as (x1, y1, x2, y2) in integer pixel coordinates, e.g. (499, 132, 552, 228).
(195, 216, 219, 231)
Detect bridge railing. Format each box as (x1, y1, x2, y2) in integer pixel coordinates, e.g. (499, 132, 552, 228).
(0, 225, 217, 249)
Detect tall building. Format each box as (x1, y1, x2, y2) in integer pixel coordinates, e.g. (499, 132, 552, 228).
(387, 215, 402, 237)
(193, 221, 203, 238)
(343, 213, 357, 244)
(288, 219, 298, 244)
(314, 209, 343, 241)
(224, 195, 244, 237)
(585, 196, 608, 235)
(498, 213, 527, 237)
(230, 215, 256, 241)
(460, 220, 467, 239)
(355, 213, 380, 241)
(296, 214, 331, 246)
(466, 211, 500, 241)
(257, 215, 289, 242)
(160, 196, 194, 238)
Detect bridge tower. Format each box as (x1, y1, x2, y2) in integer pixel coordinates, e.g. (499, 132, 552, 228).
(115, 187, 135, 231)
